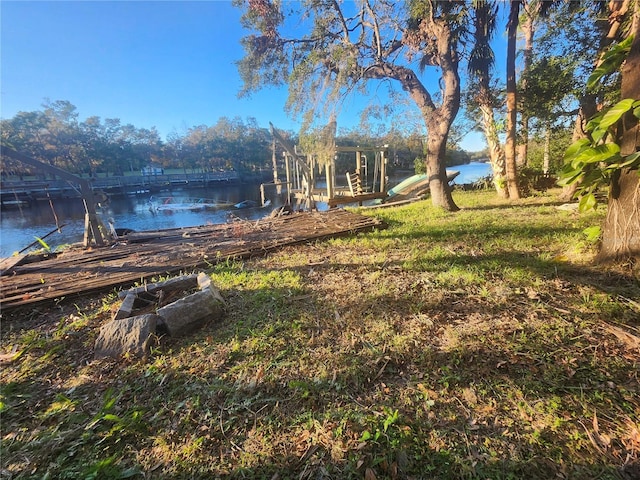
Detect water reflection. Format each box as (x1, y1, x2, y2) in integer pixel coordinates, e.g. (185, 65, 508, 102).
(0, 184, 271, 256)
(0, 163, 492, 256)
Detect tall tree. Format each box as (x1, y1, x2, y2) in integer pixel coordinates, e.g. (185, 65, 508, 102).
(235, 0, 472, 211)
(520, 55, 576, 172)
(505, 0, 521, 199)
(535, 2, 616, 201)
(467, 0, 508, 198)
(516, 0, 541, 167)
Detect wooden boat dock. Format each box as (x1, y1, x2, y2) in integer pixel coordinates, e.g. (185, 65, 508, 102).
(0, 209, 386, 312)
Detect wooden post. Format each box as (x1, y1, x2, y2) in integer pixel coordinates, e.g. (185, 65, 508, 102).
(331, 154, 337, 200)
(272, 137, 281, 195)
(325, 162, 333, 201)
(380, 149, 387, 193)
(285, 154, 291, 205)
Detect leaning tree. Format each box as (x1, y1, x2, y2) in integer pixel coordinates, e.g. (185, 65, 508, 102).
(234, 0, 477, 211)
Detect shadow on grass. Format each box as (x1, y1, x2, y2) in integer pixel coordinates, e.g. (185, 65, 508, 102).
(120, 271, 637, 479)
(2, 271, 637, 479)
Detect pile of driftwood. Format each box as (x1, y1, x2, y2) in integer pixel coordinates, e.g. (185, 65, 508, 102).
(1, 209, 386, 311)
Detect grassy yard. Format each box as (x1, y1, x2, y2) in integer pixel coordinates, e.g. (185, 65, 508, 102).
(1, 189, 639, 479)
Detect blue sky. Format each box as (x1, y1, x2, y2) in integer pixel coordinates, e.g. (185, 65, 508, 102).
(1, 1, 488, 151)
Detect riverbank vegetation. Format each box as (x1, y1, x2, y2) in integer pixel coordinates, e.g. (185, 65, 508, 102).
(0, 100, 477, 180)
(2, 189, 638, 479)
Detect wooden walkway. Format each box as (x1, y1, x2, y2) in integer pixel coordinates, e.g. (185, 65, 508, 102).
(0, 209, 386, 311)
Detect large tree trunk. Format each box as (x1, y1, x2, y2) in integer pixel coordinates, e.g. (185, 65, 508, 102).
(600, 170, 640, 260)
(505, 1, 521, 199)
(426, 118, 459, 211)
(516, 1, 538, 168)
(425, 26, 461, 212)
(394, 18, 460, 212)
(479, 102, 508, 198)
(397, 66, 459, 211)
(599, 6, 640, 261)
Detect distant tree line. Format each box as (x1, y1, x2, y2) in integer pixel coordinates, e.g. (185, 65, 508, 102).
(0, 100, 273, 178)
(0, 100, 480, 179)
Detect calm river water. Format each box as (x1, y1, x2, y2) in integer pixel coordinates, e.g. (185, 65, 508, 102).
(0, 162, 491, 256)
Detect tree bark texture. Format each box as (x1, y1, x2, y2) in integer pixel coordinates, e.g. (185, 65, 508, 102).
(479, 102, 508, 198)
(505, 1, 521, 199)
(425, 22, 461, 212)
(516, 1, 538, 167)
(600, 170, 640, 260)
(426, 117, 459, 211)
(561, 94, 599, 201)
(599, 4, 640, 261)
(378, 65, 459, 211)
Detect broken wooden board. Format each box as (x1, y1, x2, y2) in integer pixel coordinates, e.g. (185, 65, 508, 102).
(0, 209, 386, 311)
(0, 254, 27, 277)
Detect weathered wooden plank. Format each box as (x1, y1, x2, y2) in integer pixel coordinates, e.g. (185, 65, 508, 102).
(0, 210, 386, 311)
(0, 255, 28, 276)
(327, 192, 388, 207)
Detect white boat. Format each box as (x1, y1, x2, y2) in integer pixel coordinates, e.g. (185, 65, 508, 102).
(149, 197, 233, 213)
(234, 199, 271, 209)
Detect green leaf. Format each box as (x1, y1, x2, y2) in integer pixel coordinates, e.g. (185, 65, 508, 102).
(557, 167, 583, 186)
(608, 151, 640, 169)
(634, 104, 640, 119)
(103, 396, 116, 411)
(573, 143, 620, 165)
(581, 168, 608, 188)
(590, 126, 608, 144)
(579, 193, 597, 212)
(601, 153, 624, 168)
(564, 138, 591, 161)
(583, 225, 602, 243)
(587, 35, 634, 90)
(598, 98, 636, 130)
(102, 413, 122, 422)
(585, 113, 604, 133)
(587, 65, 610, 90)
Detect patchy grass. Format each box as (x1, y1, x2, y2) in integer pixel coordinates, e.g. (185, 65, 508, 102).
(1, 189, 639, 479)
